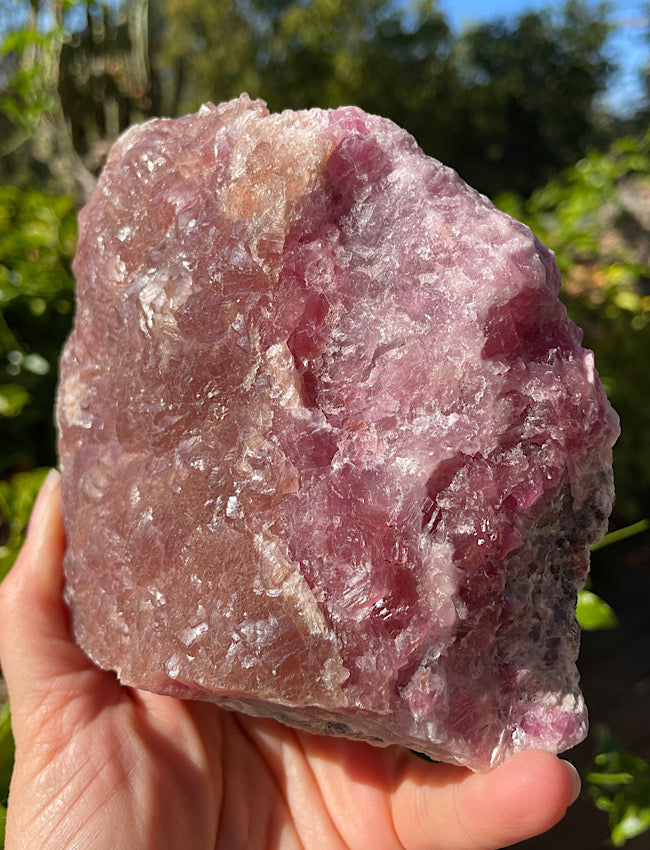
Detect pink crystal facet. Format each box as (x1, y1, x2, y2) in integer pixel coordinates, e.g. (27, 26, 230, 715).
(57, 95, 619, 770)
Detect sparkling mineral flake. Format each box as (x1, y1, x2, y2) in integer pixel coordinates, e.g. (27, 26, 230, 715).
(57, 95, 619, 770)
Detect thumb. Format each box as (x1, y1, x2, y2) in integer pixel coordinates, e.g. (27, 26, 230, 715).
(392, 748, 580, 849)
(0, 470, 92, 736)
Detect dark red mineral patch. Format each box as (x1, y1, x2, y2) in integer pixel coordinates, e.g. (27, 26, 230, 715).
(57, 95, 619, 769)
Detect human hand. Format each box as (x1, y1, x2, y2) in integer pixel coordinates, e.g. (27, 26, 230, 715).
(0, 471, 580, 849)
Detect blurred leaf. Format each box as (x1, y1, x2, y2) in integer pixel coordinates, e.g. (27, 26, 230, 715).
(0, 467, 49, 582)
(587, 726, 650, 847)
(0, 186, 75, 477)
(611, 807, 650, 846)
(1, 28, 52, 57)
(0, 701, 14, 806)
(0, 700, 13, 850)
(577, 589, 618, 631)
(0, 384, 30, 418)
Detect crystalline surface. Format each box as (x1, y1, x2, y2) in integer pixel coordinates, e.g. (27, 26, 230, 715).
(57, 95, 619, 770)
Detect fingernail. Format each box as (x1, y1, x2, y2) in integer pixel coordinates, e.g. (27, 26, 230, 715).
(27, 468, 61, 537)
(563, 760, 581, 804)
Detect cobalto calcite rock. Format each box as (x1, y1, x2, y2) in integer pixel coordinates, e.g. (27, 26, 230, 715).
(57, 95, 619, 770)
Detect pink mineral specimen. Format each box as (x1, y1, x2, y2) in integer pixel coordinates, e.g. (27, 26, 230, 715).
(57, 94, 619, 770)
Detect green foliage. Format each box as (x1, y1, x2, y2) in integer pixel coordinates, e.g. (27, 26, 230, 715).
(0, 467, 48, 582)
(578, 518, 650, 631)
(588, 727, 650, 847)
(0, 701, 14, 847)
(0, 26, 63, 133)
(0, 186, 76, 476)
(496, 131, 650, 526)
(0, 186, 76, 305)
(450, 0, 614, 196)
(0, 383, 29, 418)
(151, 0, 452, 115)
(576, 588, 618, 631)
(497, 134, 650, 267)
(0, 0, 98, 199)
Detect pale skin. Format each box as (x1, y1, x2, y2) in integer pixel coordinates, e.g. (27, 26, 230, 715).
(0, 471, 580, 850)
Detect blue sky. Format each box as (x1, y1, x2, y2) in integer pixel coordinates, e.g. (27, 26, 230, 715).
(438, 0, 649, 114)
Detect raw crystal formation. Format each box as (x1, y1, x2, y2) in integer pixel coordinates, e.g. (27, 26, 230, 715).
(57, 95, 619, 770)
